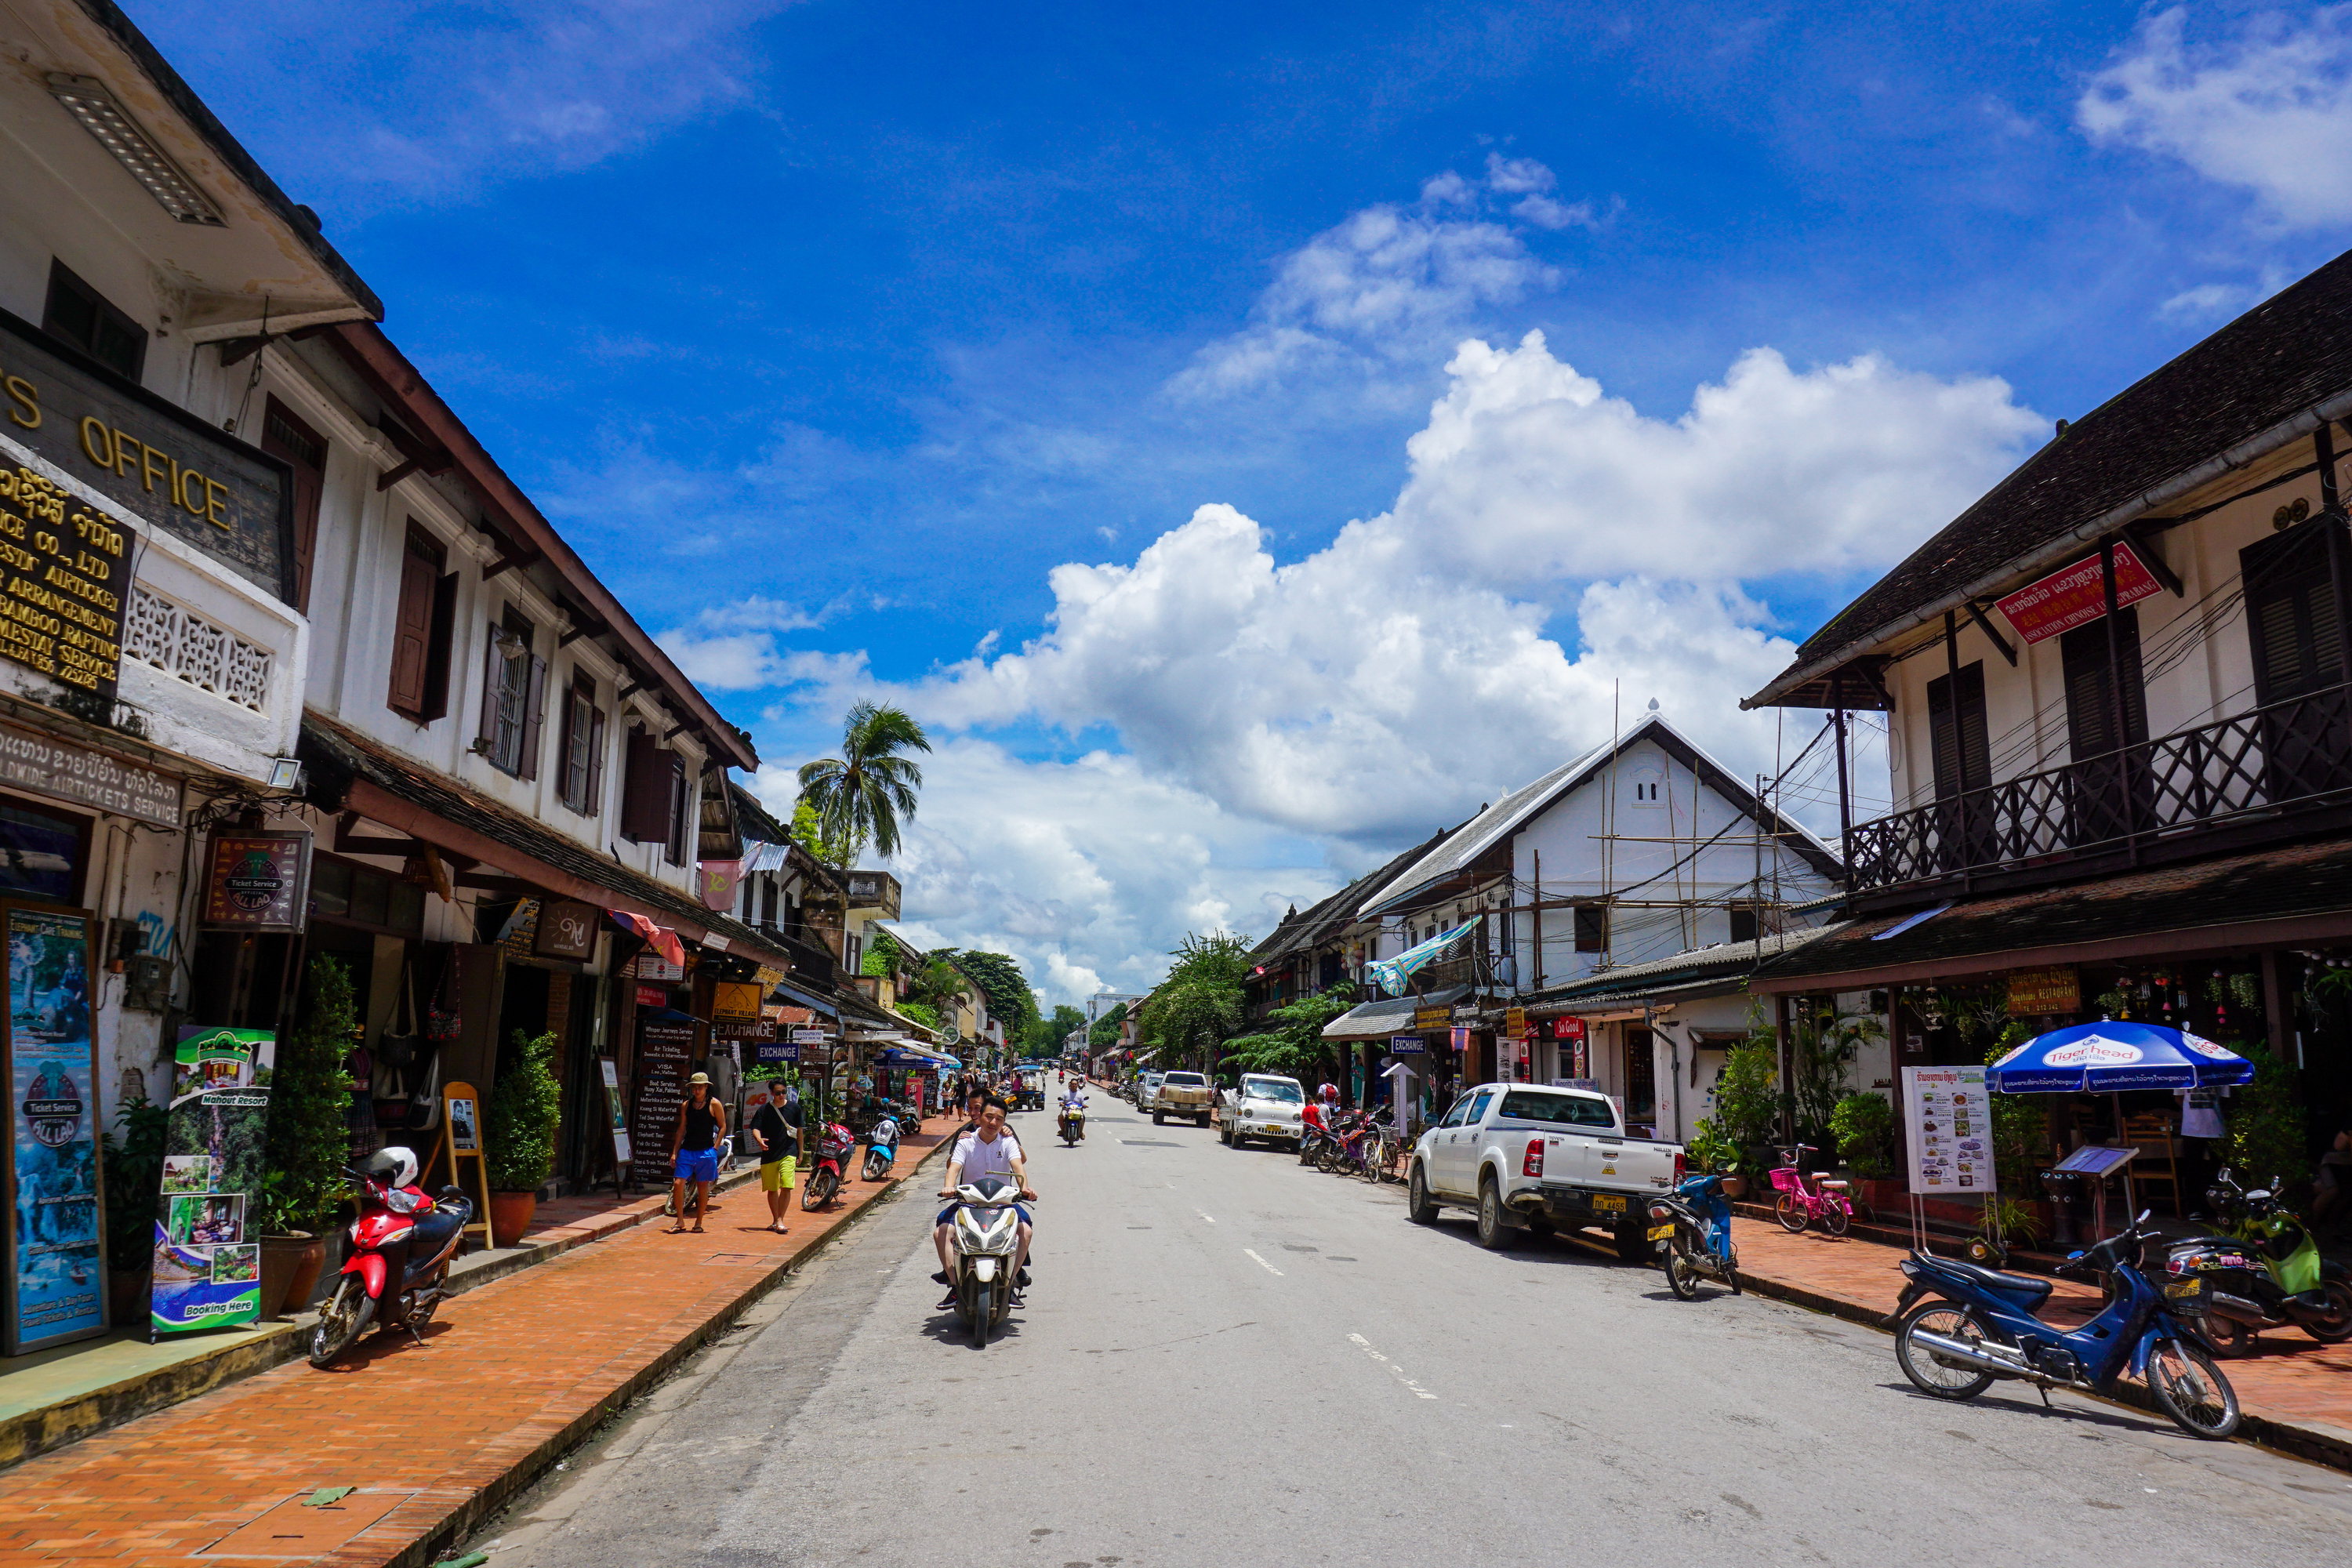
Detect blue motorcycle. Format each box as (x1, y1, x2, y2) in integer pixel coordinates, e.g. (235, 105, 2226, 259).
(860, 1114, 901, 1181)
(1891, 1210, 2239, 1439)
(1648, 1172, 1740, 1298)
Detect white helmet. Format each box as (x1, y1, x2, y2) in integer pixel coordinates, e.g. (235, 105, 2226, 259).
(362, 1145, 419, 1188)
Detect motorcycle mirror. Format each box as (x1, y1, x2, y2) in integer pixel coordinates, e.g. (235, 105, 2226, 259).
(2136, 1209, 2152, 1225)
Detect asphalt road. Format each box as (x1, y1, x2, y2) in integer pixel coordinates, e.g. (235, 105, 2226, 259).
(480, 1103, 2352, 1568)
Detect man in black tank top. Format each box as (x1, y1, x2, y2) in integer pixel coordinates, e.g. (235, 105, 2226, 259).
(669, 1073, 727, 1233)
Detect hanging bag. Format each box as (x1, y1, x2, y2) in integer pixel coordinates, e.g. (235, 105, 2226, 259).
(425, 953, 462, 1043)
(408, 1047, 442, 1132)
(378, 957, 421, 1068)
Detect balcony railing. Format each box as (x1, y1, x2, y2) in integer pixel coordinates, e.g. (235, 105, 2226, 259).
(1849, 681, 2352, 893)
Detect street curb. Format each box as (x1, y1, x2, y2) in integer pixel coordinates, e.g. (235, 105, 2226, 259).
(1726, 1261, 2352, 1475)
(0, 1163, 768, 1473)
(380, 1133, 957, 1568)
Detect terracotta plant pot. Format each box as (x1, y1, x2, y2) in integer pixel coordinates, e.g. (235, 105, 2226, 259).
(1718, 1174, 1748, 1200)
(107, 1266, 149, 1329)
(487, 1190, 539, 1248)
(256, 1232, 321, 1319)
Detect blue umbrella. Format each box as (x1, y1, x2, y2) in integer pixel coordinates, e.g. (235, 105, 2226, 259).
(1987, 1022, 2255, 1094)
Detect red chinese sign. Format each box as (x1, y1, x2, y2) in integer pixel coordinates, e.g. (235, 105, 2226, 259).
(1994, 543, 2162, 644)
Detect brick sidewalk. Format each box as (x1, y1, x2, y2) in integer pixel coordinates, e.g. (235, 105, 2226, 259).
(1726, 1217, 2352, 1464)
(0, 1130, 951, 1568)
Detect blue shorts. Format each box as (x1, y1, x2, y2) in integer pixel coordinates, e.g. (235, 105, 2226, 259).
(938, 1201, 1030, 1227)
(674, 1147, 719, 1183)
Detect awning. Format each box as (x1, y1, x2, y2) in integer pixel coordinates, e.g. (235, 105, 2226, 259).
(773, 981, 840, 1021)
(1320, 984, 1472, 1040)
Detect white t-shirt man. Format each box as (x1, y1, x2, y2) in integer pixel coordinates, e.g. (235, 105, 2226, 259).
(952, 1128, 1024, 1189)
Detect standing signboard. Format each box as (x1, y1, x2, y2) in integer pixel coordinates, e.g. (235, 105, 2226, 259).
(147, 1024, 274, 1338)
(1900, 1065, 1994, 1196)
(631, 1018, 697, 1167)
(2, 902, 104, 1352)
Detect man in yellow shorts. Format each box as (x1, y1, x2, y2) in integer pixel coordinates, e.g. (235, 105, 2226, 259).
(748, 1079, 800, 1233)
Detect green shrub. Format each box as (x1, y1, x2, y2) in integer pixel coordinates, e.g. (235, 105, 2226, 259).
(2221, 1042, 2310, 1191)
(257, 956, 360, 1236)
(1830, 1091, 1896, 1179)
(486, 1029, 562, 1192)
(101, 1094, 169, 1270)
(1984, 1027, 2051, 1196)
(1686, 1118, 1740, 1174)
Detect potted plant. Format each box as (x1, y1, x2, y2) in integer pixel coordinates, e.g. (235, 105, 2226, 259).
(101, 1092, 169, 1326)
(1710, 1029, 1784, 1193)
(485, 1029, 561, 1246)
(256, 956, 359, 1317)
(1830, 1091, 1899, 1218)
(1686, 1119, 1745, 1196)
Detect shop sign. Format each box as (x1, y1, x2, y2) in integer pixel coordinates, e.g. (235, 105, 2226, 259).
(0, 713, 179, 826)
(1413, 1006, 1450, 1030)
(634, 985, 668, 1009)
(1900, 1065, 1995, 1196)
(2, 903, 103, 1353)
(760, 1040, 799, 1064)
(711, 980, 764, 1024)
(198, 829, 311, 931)
(1505, 1007, 1526, 1036)
(1552, 1016, 1587, 1042)
(600, 1059, 630, 1165)
(1994, 543, 2161, 644)
(630, 952, 684, 982)
(533, 898, 598, 961)
(789, 1026, 829, 1045)
(0, 465, 130, 699)
(1387, 1033, 1426, 1055)
(631, 1019, 698, 1161)
(2005, 965, 2081, 1017)
(0, 308, 290, 599)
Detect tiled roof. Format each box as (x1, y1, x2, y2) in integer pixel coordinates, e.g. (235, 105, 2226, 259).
(1751, 245, 2352, 708)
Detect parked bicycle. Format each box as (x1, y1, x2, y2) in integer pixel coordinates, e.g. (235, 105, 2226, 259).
(1769, 1145, 1853, 1236)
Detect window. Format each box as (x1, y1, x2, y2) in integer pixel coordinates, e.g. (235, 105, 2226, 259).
(0, 797, 89, 904)
(1438, 1094, 1475, 1129)
(1628, 765, 1664, 806)
(42, 260, 145, 380)
(260, 397, 326, 612)
(2243, 522, 2349, 705)
(1497, 1091, 1614, 1127)
(621, 726, 683, 845)
(387, 524, 457, 721)
(1465, 1089, 1496, 1122)
(1729, 906, 1760, 945)
(556, 671, 605, 815)
(1573, 903, 1608, 953)
(1926, 661, 1990, 800)
(2060, 608, 2149, 761)
(665, 751, 691, 866)
(476, 608, 546, 777)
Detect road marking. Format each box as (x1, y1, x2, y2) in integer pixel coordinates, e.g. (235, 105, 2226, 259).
(1198, 1212, 1216, 1224)
(1348, 1332, 1438, 1399)
(1243, 1248, 1283, 1276)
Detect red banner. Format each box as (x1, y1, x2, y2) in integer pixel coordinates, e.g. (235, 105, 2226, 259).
(1994, 543, 2161, 644)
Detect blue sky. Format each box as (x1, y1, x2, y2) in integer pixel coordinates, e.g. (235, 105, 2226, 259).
(140, 1, 2352, 1000)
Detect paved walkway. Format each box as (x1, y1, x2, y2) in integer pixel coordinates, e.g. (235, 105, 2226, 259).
(1727, 1216, 2352, 1463)
(0, 1130, 952, 1568)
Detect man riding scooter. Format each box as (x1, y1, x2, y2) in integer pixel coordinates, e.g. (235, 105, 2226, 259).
(1057, 1083, 1087, 1143)
(934, 1097, 1035, 1308)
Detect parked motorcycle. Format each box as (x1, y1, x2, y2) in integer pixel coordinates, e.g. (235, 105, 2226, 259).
(801, 1120, 855, 1210)
(1321, 1110, 1374, 1177)
(945, 1174, 1029, 1348)
(861, 1115, 902, 1181)
(2166, 1168, 2352, 1356)
(309, 1146, 472, 1368)
(1650, 1171, 1742, 1299)
(1298, 1108, 1330, 1167)
(1892, 1210, 2239, 1439)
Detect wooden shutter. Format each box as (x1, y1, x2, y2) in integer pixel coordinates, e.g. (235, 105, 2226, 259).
(621, 728, 667, 840)
(421, 569, 457, 721)
(388, 546, 437, 715)
(2060, 608, 2148, 760)
(2242, 522, 2350, 704)
(477, 624, 503, 748)
(665, 753, 689, 865)
(556, 681, 580, 808)
(586, 707, 607, 815)
(519, 655, 548, 779)
(1926, 662, 1990, 800)
(261, 397, 326, 613)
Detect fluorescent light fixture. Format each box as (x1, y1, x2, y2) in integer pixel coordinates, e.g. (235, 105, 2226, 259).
(266, 757, 304, 792)
(45, 74, 225, 227)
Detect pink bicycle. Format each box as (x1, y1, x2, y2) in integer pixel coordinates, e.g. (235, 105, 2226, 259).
(1769, 1145, 1853, 1236)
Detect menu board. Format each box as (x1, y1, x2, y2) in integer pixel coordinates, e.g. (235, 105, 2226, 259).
(1900, 1065, 1995, 1196)
(631, 1018, 697, 1163)
(2, 904, 105, 1352)
(149, 1025, 274, 1337)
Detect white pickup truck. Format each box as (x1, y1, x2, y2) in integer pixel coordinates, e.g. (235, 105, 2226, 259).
(1405, 1082, 1683, 1258)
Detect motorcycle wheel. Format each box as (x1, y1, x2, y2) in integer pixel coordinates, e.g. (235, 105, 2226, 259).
(307, 1276, 376, 1368)
(972, 1283, 993, 1348)
(2302, 1279, 2352, 1343)
(1773, 1194, 1808, 1233)
(1298, 1138, 1316, 1166)
(1665, 1243, 1701, 1301)
(1821, 1202, 1851, 1238)
(2201, 1315, 2258, 1357)
(1893, 1301, 1998, 1401)
(1725, 1241, 1742, 1294)
(2147, 1336, 2241, 1439)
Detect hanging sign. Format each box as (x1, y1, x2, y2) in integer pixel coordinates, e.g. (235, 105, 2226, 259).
(1505, 1007, 1526, 1036)
(2005, 966, 2081, 1017)
(630, 952, 684, 982)
(198, 829, 312, 931)
(1387, 1033, 1426, 1055)
(1414, 1006, 1450, 1030)
(0, 714, 180, 826)
(634, 984, 668, 1009)
(532, 898, 598, 961)
(789, 1026, 829, 1045)
(2, 903, 104, 1352)
(147, 1023, 274, 1338)
(710, 981, 763, 1023)
(1994, 543, 2162, 644)
(1552, 1017, 1587, 1042)
(630, 1018, 697, 1161)
(1900, 1065, 1995, 1196)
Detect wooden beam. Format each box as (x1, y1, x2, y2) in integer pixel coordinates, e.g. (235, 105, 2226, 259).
(480, 547, 539, 583)
(2122, 523, 2186, 597)
(1963, 599, 2019, 666)
(558, 621, 605, 648)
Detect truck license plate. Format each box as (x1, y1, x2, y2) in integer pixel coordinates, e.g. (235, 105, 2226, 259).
(1647, 1223, 1675, 1241)
(1592, 1195, 1624, 1214)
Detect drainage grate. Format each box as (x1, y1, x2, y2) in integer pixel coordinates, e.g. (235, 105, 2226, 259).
(199, 1490, 415, 1558)
(700, 1253, 770, 1266)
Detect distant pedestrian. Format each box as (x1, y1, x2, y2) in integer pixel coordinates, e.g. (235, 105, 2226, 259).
(669, 1073, 726, 1234)
(748, 1079, 800, 1233)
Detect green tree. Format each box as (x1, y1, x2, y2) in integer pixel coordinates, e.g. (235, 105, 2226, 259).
(257, 956, 361, 1237)
(1024, 1004, 1087, 1057)
(795, 701, 931, 867)
(1223, 987, 1355, 1080)
(1138, 931, 1253, 1071)
(1088, 1002, 1129, 1051)
(950, 950, 1040, 1040)
(2221, 1042, 2312, 1189)
(487, 1029, 563, 1192)
(789, 799, 862, 869)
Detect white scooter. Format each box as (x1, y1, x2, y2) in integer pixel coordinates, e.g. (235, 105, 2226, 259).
(946, 1174, 1028, 1348)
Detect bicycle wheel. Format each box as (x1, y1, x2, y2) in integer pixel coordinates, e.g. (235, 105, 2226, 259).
(1773, 1193, 1808, 1233)
(2147, 1336, 2240, 1439)
(1820, 1200, 1850, 1237)
(1362, 1138, 1384, 1184)
(1664, 1241, 1701, 1301)
(1893, 1301, 1998, 1400)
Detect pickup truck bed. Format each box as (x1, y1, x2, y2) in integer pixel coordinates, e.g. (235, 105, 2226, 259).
(1406, 1082, 1682, 1258)
(1152, 1072, 1214, 1127)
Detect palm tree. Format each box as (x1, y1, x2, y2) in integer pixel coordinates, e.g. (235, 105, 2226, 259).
(796, 702, 932, 867)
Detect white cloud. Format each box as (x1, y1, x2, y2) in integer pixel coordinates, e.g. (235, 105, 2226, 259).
(2079, 5, 2352, 227)
(2158, 281, 2246, 321)
(1512, 194, 1599, 230)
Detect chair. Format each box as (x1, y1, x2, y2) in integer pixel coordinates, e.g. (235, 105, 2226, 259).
(2122, 1112, 2183, 1214)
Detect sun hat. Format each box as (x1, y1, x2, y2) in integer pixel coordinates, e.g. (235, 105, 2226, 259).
(688, 1072, 711, 1085)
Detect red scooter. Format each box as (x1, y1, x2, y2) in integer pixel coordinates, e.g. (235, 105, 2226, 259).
(800, 1121, 855, 1210)
(308, 1146, 473, 1367)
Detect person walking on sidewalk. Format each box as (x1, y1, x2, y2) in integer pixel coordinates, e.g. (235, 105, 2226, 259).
(669, 1073, 726, 1234)
(748, 1079, 800, 1234)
